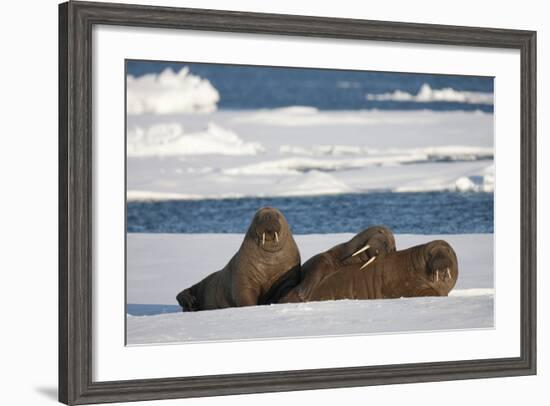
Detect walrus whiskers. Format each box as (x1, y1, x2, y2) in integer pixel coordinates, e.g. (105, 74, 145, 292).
(262, 232, 265, 245)
(352, 244, 370, 257)
(275, 232, 279, 243)
(359, 255, 376, 270)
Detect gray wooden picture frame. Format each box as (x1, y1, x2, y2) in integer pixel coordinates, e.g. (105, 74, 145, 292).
(59, 1, 537, 404)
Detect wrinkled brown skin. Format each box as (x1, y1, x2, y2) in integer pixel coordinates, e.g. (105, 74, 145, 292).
(279, 226, 396, 303)
(280, 239, 458, 303)
(176, 207, 301, 311)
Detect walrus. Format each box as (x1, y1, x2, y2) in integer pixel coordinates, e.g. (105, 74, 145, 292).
(279, 226, 396, 303)
(176, 207, 300, 311)
(280, 239, 458, 303)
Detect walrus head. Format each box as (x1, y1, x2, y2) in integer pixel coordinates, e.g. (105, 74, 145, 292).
(247, 207, 291, 253)
(421, 240, 458, 295)
(340, 226, 396, 269)
(366, 239, 459, 299)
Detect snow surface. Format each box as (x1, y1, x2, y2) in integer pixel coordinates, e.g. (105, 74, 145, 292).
(127, 109, 494, 200)
(126, 233, 493, 345)
(127, 295, 493, 344)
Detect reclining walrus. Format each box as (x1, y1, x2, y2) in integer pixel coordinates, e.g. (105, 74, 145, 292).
(278, 226, 396, 303)
(176, 207, 300, 311)
(280, 239, 458, 303)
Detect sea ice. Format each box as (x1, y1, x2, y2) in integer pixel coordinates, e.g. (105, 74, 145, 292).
(126, 233, 494, 344)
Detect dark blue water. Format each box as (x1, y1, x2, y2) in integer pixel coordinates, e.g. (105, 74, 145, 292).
(127, 304, 181, 316)
(127, 192, 493, 235)
(126, 60, 494, 113)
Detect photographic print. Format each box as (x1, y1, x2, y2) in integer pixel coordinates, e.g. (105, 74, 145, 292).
(125, 60, 495, 345)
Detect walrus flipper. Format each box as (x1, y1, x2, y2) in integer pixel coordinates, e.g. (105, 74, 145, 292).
(176, 288, 198, 312)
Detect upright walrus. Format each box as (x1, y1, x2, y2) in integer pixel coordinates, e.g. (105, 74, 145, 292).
(176, 207, 300, 311)
(279, 226, 396, 303)
(280, 239, 458, 303)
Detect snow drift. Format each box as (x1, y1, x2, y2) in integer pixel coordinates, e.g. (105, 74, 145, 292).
(127, 122, 264, 157)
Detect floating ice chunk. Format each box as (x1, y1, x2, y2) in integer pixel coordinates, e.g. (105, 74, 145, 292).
(366, 83, 493, 105)
(455, 177, 478, 192)
(127, 67, 220, 115)
(454, 165, 494, 192)
(127, 122, 264, 156)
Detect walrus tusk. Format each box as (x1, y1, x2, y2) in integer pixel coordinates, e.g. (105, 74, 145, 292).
(446, 268, 451, 280)
(262, 232, 265, 245)
(359, 255, 376, 270)
(352, 244, 370, 257)
(436, 270, 439, 282)
(275, 232, 279, 243)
